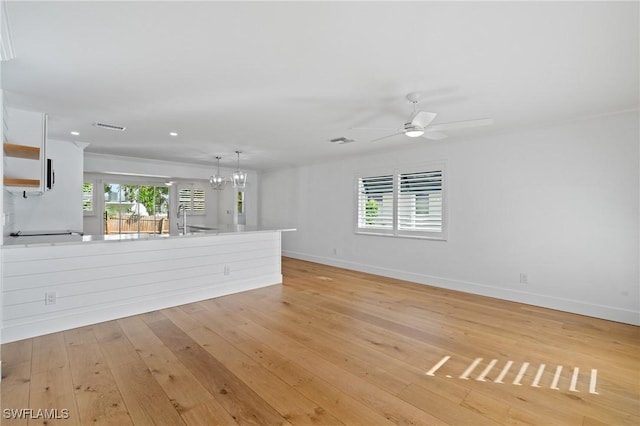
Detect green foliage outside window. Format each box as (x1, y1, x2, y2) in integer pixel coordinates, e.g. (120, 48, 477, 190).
(365, 198, 380, 224)
(121, 185, 169, 215)
(82, 183, 93, 211)
(103, 184, 169, 218)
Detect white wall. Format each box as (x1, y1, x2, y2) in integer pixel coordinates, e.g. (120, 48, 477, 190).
(83, 153, 258, 235)
(8, 139, 85, 233)
(259, 111, 640, 325)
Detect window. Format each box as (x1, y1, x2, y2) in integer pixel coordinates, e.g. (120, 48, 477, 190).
(104, 183, 169, 235)
(356, 163, 446, 240)
(178, 187, 206, 214)
(237, 190, 245, 214)
(357, 175, 393, 232)
(82, 182, 94, 214)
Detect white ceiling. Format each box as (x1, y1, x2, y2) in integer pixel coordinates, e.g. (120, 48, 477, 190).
(2, 1, 638, 171)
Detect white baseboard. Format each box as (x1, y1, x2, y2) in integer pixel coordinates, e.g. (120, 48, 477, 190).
(283, 250, 640, 326)
(1, 274, 282, 343)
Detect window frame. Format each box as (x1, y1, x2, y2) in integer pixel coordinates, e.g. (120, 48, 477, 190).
(354, 161, 447, 241)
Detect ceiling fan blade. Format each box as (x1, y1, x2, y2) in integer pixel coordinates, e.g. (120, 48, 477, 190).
(428, 118, 494, 132)
(350, 126, 399, 131)
(371, 132, 404, 142)
(410, 111, 437, 128)
(422, 131, 448, 140)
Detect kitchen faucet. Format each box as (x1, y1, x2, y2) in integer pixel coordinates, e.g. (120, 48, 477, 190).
(177, 204, 187, 234)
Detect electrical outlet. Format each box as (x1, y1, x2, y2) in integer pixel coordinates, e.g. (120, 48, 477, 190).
(224, 265, 230, 276)
(332, 248, 337, 255)
(519, 273, 528, 285)
(45, 292, 57, 305)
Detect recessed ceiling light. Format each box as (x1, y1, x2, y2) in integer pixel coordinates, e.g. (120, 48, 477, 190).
(70, 131, 80, 136)
(169, 132, 178, 136)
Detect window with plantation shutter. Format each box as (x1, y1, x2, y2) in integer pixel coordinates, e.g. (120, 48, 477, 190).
(178, 186, 206, 214)
(355, 163, 446, 240)
(82, 182, 94, 214)
(178, 188, 191, 208)
(192, 188, 205, 212)
(357, 175, 394, 233)
(398, 170, 443, 237)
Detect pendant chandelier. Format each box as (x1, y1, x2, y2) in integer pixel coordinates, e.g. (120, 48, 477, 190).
(209, 156, 226, 190)
(209, 151, 248, 190)
(231, 150, 247, 189)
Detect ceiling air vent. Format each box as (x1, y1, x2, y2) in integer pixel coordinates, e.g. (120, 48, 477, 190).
(93, 122, 126, 131)
(329, 137, 355, 145)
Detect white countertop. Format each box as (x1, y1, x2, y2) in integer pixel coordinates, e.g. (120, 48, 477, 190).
(3, 225, 295, 248)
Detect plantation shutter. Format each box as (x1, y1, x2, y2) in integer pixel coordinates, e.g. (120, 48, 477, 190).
(82, 183, 93, 212)
(397, 169, 443, 235)
(178, 187, 206, 213)
(357, 175, 394, 233)
(192, 188, 205, 212)
(178, 188, 192, 210)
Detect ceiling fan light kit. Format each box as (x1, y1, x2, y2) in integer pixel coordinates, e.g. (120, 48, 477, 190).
(404, 124, 425, 138)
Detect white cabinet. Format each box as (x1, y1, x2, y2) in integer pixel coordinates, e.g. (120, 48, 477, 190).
(3, 107, 48, 195)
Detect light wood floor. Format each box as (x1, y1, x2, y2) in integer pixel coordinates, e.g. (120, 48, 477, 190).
(1, 257, 638, 425)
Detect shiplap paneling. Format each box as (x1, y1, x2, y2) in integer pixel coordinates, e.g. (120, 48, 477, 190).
(1, 231, 283, 342)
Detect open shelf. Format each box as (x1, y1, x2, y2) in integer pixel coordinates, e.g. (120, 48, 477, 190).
(4, 142, 40, 160)
(4, 177, 41, 187)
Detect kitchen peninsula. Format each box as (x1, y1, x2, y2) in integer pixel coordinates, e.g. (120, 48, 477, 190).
(1, 227, 294, 343)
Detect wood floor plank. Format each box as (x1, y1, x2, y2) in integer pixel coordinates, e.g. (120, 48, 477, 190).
(179, 399, 240, 426)
(63, 328, 133, 426)
(105, 360, 185, 426)
(28, 366, 78, 426)
(24, 332, 78, 426)
(1, 339, 33, 426)
(161, 306, 203, 332)
(91, 321, 142, 368)
(1, 361, 32, 426)
(1, 339, 33, 368)
(30, 332, 68, 375)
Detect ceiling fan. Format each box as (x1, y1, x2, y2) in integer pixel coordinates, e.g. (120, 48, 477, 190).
(352, 92, 493, 142)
